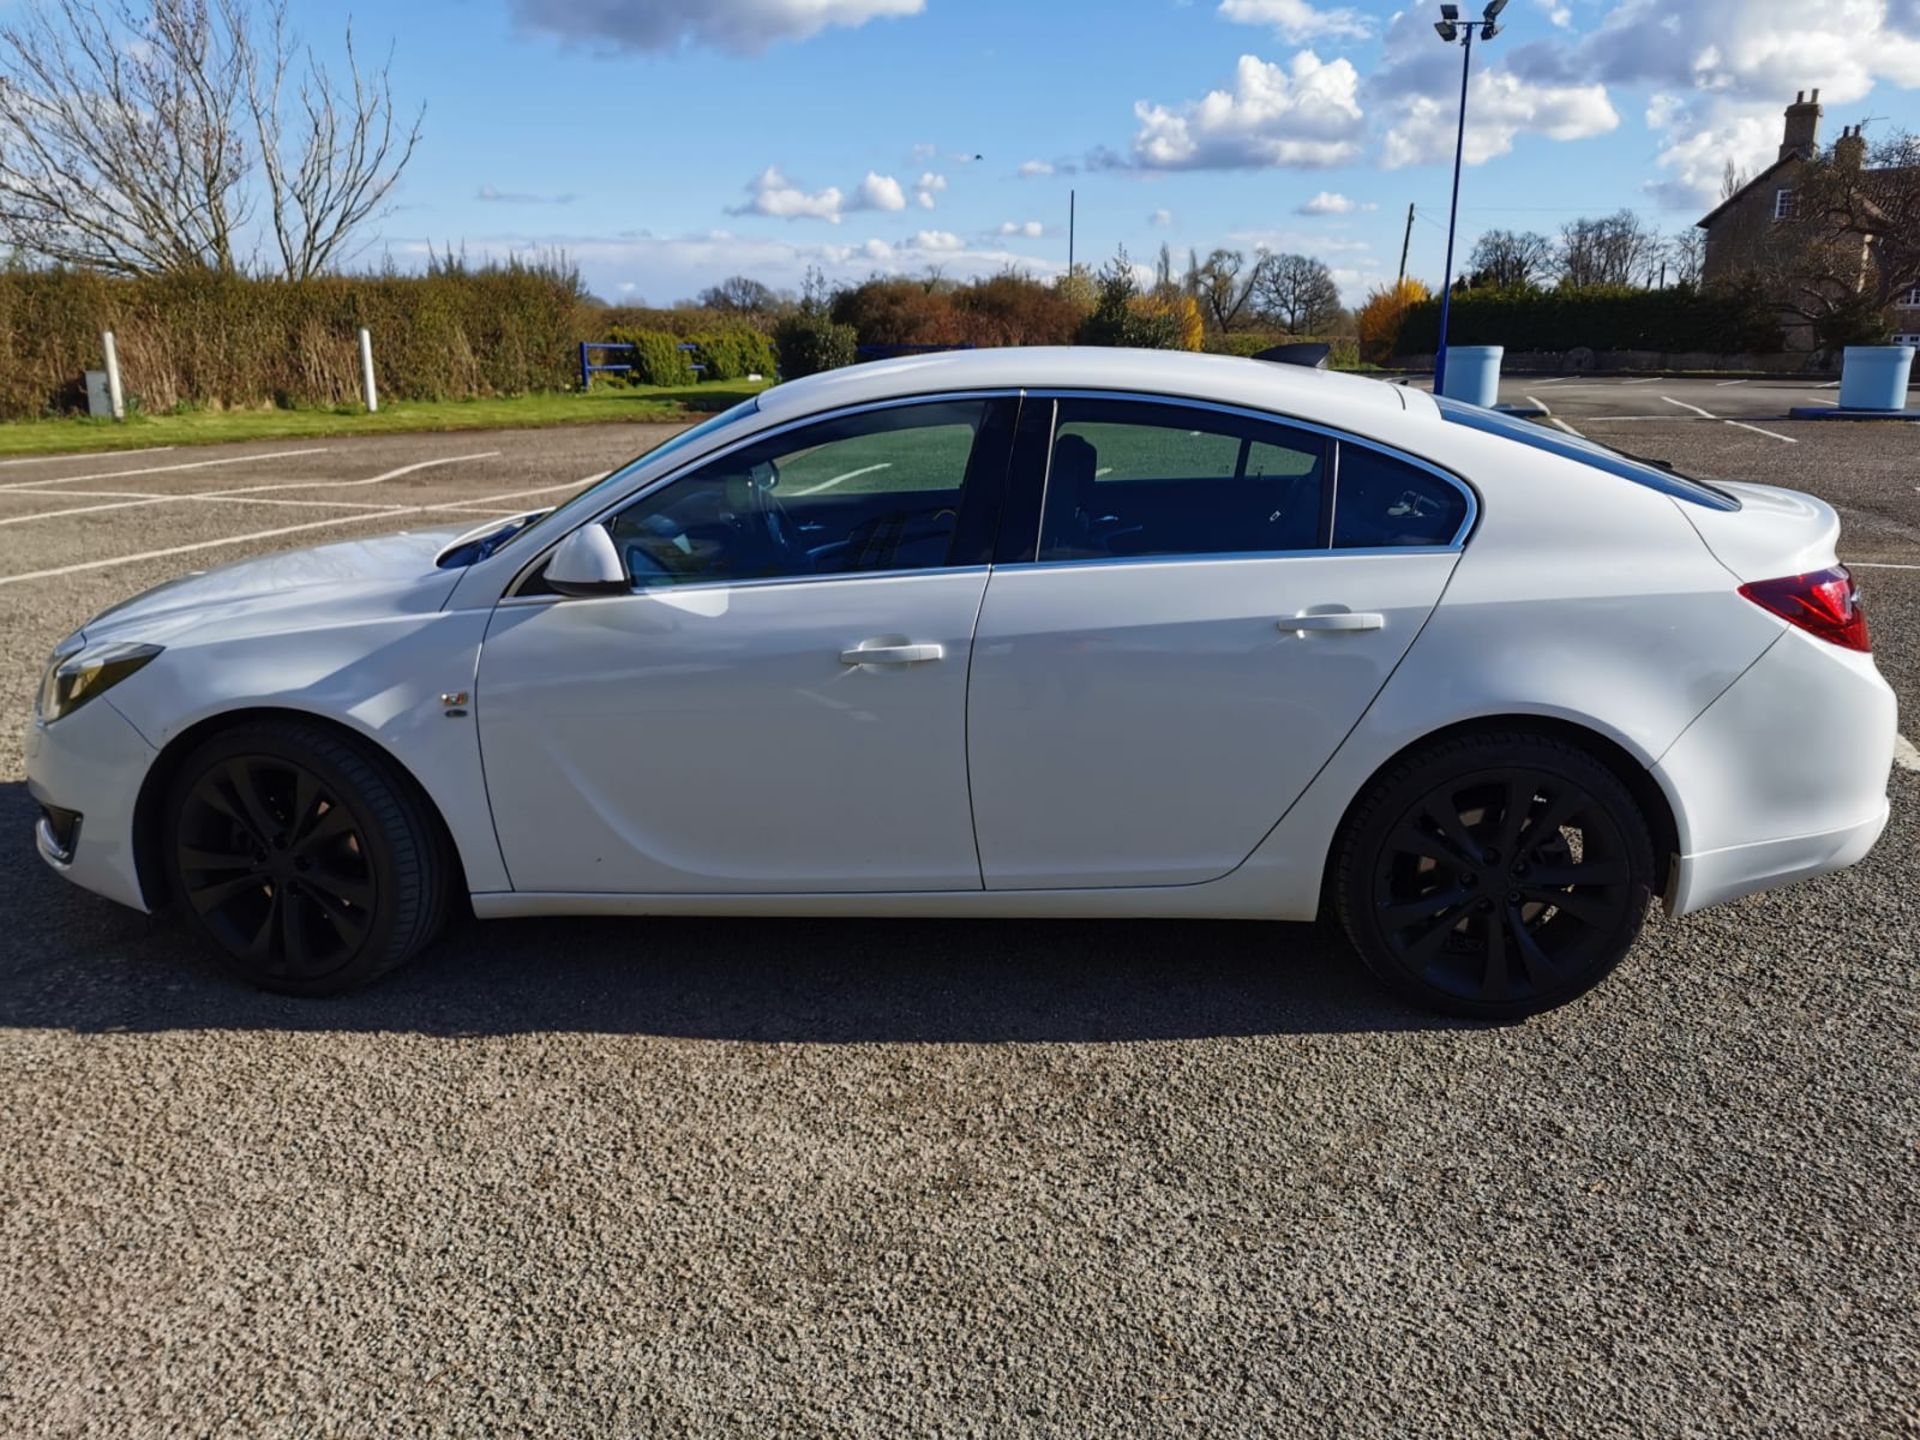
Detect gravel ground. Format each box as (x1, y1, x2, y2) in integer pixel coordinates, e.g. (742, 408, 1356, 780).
(0, 417, 1916, 1437)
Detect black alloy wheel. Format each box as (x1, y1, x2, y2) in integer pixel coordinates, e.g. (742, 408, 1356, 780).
(1337, 731, 1655, 1019)
(164, 721, 448, 995)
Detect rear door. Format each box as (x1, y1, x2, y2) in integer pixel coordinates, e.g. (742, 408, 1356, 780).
(966, 395, 1472, 890)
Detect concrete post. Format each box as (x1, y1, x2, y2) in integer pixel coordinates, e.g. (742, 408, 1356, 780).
(101, 331, 126, 421)
(358, 327, 379, 413)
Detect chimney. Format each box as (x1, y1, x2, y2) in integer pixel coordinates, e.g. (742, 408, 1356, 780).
(1780, 88, 1822, 162)
(1834, 123, 1867, 169)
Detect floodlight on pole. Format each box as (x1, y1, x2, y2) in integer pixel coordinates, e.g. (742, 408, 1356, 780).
(1429, 1, 1506, 396)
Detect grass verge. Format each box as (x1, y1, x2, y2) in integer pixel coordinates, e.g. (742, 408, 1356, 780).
(0, 383, 769, 458)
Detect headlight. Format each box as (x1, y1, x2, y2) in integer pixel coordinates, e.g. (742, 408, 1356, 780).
(36, 641, 163, 724)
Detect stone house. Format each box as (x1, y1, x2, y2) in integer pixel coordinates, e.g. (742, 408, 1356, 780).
(1696, 90, 1918, 347)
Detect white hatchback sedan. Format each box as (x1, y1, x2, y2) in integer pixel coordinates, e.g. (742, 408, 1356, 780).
(26, 349, 1897, 1017)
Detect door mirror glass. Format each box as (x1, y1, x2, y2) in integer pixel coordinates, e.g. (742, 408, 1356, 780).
(545, 524, 628, 597)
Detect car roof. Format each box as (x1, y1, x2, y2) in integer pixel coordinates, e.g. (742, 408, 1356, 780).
(754, 346, 1427, 441)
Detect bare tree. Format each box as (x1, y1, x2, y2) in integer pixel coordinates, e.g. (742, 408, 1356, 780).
(698, 275, 781, 313)
(1256, 253, 1343, 334)
(1467, 229, 1554, 289)
(1721, 159, 1749, 203)
(1192, 248, 1272, 332)
(1557, 210, 1662, 289)
(0, 0, 420, 278)
(1667, 227, 1707, 287)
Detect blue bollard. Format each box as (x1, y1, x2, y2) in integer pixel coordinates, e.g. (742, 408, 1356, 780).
(1439, 345, 1503, 407)
(1838, 346, 1915, 412)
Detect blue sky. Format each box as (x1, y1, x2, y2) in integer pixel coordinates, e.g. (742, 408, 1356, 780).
(311, 0, 1920, 305)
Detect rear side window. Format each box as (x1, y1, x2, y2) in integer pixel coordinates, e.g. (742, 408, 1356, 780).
(1038, 399, 1327, 562)
(1334, 445, 1470, 548)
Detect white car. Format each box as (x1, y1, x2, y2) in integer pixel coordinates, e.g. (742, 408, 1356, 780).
(26, 348, 1896, 1017)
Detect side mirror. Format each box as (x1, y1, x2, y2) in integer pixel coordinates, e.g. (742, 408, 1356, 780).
(545, 524, 628, 598)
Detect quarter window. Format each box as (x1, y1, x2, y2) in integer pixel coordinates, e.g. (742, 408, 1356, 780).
(605, 400, 993, 585)
(1333, 445, 1470, 548)
(1036, 399, 1327, 562)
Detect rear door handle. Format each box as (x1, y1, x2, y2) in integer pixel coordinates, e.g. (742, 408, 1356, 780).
(1281, 611, 1385, 634)
(840, 641, 946, 666)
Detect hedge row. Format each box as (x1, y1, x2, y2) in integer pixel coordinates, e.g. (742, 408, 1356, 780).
(0, 261, 586, 420)
(1394, 285, 1784, 356)
(597, 327, 779, 386)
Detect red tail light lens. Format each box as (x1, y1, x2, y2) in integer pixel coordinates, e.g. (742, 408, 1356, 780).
(1738, 566, 1871, 652)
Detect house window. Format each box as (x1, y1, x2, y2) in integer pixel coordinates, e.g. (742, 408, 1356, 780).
(1773, 188, 1796, 221)
(1898, 285, 1920, 309)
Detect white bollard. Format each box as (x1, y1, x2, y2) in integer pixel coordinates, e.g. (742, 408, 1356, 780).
(101, 330, 126, 421)
(358, 327, 378, 413)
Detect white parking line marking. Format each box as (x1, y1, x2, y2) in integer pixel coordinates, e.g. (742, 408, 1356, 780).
(1531, 377, 1571, 385)
(4, 486, 406, 512)
(1714, 379, 1749, 387)
(0, 445, 176, 467)
(1895, 735, 1920, 773)
(0, 453, 498, 528)
(0, 470, 610, 587)
(1722, 421, 1797, 443)
(1548, 417, 1587, 438)
(1661, 396, 1717, 418)
(0, 447, 329, 493)
(1618, 377, 1659, 384)
(791, 462, 890, 497)
(1524, 395, 1552, 415)
(1847, 562, 1920, 570)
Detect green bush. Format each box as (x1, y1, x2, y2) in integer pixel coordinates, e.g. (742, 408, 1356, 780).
(693, 328, 777, 381)
(774, 312, 857, 378)
(603, 328, 697, 386)
(1202, 332, 1362, 369)
(1395, 284, 1784, 355)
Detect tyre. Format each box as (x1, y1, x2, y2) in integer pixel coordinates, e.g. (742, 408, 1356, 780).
(1334, 730, 1655, 1020)
(163, 720, 449, 996)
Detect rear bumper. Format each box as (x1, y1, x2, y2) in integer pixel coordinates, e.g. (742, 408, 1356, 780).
(23, 698, 155, 913)
(1667, 801, 1889, 915)
(1658, 627, 1896, 918)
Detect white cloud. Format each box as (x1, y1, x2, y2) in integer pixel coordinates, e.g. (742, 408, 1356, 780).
(910, 142, 938, 161)
(727, 166, 846, 222)
(1295, 189, 1372, 214)
(998, 219, 1046, 237)
(1217, 0, 1371, 42)
(1017, 159, 1055, 177)
(912, 229, 965, 251)
(1149, 208, 1175, 227)
(853, 172, 908, 212)
(1530, 0, 1573, 26)
(914, 171, 948, 209)
(1127, 51, 1367, 170)
(508, 0, 924, 54)
(477, 184, 577, 205)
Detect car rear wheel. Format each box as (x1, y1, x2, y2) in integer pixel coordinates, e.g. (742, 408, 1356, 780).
(164, 720, 449, 996)
(1335, 731, 1655, 1020)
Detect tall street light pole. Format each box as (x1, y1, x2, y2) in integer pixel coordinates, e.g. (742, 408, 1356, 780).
(1432, 0, 1505, 396)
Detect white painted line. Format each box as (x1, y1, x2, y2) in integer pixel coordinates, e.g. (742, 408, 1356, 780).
(0, 445, 175, 467)
(1532, 377, 1571, 385)
(1524, 395, 1552, 415)
(1714, 379, 1749, 387)
(1548, 417, 1587, 438)
(1806, 398, 1840, 407)
(1661, 395, 1717, 419)
(0, 447, 329, 493)
(1817, 381, 1841, 389)
(2, 486, 403, 511)
(1584, 415, 1697, 422)
(0, 452, 498, 528)
(1618, 377, 1660, 385)
(1895, 735, 1920, 773)
(1722, 421, 1797, 444)
(0, 469, 613, 587)
(791, 461, 891, 497)
(1847, 561, 1920, 570)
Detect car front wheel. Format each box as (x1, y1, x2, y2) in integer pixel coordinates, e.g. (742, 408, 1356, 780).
(1334, 730, 1656, 1020)
(163, 720, 449, 995)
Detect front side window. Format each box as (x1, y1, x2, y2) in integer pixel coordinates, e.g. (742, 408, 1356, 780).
(1037, 399, 1327, 562)
(605, 400, 992, 586)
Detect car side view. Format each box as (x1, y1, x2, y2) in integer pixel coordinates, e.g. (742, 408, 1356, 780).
(25, 349, 1897, 1018)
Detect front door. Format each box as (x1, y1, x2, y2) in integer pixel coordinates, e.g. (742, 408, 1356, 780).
(478, 396, 1017, 894)
(967, 396, 1470, 890)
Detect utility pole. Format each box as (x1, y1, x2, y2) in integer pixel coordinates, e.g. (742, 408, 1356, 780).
(1398, 203, 1415, 287)
(1068, 189, 1076, 275)
(1432, 0, 1507, 394)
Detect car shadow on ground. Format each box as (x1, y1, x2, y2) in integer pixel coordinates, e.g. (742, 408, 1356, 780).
(0, 782, 1466, 1042)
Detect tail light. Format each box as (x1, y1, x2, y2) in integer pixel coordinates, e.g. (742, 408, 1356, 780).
(1738, 566, 1870, 652)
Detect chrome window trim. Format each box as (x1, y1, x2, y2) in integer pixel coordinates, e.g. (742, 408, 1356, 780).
(504, 389, 1025, 598)
(1019, 388, 1479, 562)
(496, 563, 994, 610)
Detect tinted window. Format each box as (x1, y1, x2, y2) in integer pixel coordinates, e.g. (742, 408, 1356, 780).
(606, 400, 989, 585)
(1037, 400, 1326, 562)
(1333, 445, 1470, 548)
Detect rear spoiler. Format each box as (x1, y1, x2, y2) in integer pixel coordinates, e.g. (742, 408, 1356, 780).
(1253, 343, 1331, 370)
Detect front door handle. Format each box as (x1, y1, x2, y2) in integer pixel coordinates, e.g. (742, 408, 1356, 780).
(1281, 611, 1385, 634)
(840, 640, 946, 666)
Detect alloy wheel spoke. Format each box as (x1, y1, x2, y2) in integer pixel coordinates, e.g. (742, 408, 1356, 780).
(302, 883, 370, 946)
(1510, 909, 1560, 988)
(1494, 774, 1534, 860)
(280, 891, 310, 970)
(221, 760, 283, 845)
(294, 805, 356, 855)
(1513, 785, 1581, 862)
(288, 769, 325, 847)
(305, 869, 373, 915)
(1517, 884, 1616, 927)
(1399, 908, 1465, 973)
(178, 844, 258, 873)
(1524, 858, 1628, 889)
(1380, 886, 1475, 930)
(1481, 903, 1510, 1001)
(185, 871, 270, 913)
(1419, 798, 1485, 868)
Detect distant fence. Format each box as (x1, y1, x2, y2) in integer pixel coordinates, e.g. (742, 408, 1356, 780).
(578, 340, 705, 389)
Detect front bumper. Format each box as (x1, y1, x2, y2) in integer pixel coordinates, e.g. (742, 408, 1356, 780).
(1658, 626, 1897, 917)
(23, 698, 157, 913)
